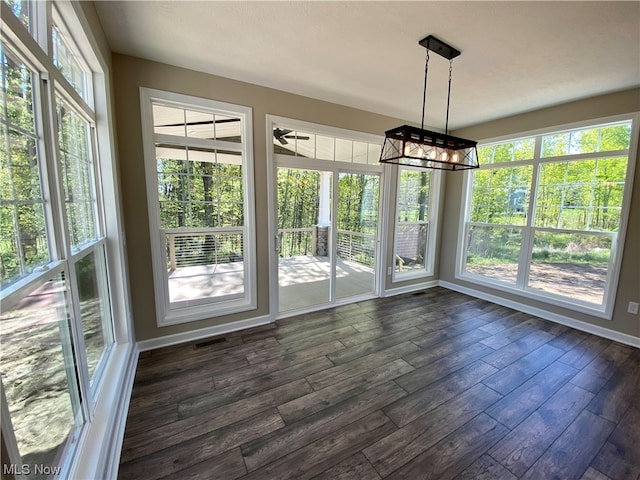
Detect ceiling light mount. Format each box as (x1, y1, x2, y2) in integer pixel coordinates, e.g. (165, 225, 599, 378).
(379, 35, 479, 171)
(418, 35, 460, 60)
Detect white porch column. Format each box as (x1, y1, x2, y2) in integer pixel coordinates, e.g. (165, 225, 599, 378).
(318, 171, 331, 227)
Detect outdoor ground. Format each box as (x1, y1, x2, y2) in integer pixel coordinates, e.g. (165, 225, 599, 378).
(466, 262, 606, 305)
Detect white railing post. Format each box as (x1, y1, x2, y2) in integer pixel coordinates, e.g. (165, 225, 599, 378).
(168, 233, 177, 272)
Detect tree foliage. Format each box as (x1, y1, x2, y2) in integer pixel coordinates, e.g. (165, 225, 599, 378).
(1, 49, 49, 286)
(469, 122, 632, 272)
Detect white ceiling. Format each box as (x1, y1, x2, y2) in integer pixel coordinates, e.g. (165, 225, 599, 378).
(94, 1, 640, 130)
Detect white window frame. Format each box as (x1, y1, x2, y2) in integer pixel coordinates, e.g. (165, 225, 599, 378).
(392, 165, 441, 282)
(265, 115, 386, 317)
(456, 113, 639, 319)
(140, 88, 256, 326)
(1, 1, 133, 478)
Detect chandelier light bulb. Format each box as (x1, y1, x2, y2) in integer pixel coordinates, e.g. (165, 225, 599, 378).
(404, 143, 412, 156)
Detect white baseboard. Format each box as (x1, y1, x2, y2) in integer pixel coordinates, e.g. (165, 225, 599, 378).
(439, 280, 640, 348)
(137, 314, 274, 352)
(383, 280, 439, 297)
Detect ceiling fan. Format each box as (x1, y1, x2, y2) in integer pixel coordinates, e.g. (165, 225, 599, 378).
(273, 128, 310, 145)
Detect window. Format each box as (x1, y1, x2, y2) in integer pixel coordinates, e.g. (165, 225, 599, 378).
(1, 1, 121, 477)
(141, 89, 256, 325)
(459, 117, 637, 317)
(273, 126, 382, 165)
(393, 167, 439, 279)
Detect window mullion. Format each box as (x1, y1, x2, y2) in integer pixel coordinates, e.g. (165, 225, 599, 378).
(89, 124, 105, 236)
(33, 0, 50, 55)
(518, 165, 539, 290)
(40, 76, 70, 261)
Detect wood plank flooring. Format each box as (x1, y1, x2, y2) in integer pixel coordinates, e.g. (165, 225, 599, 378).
(119, 287, 640, 480)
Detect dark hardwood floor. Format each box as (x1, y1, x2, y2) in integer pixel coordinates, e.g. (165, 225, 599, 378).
(119, 287, 640, 480)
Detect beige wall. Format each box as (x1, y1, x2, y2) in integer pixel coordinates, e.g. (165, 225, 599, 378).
(112, 52, 639, 342)
(112, 54, 436, 341)
(443, 88, 640, 338)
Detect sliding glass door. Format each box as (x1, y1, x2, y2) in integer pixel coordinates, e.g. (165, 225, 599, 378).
(276, 166, 380, 313)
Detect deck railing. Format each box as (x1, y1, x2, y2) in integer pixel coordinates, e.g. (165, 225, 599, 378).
(277, 227, 375, 267)
(165, 227, 376, 272)
(165, 228, 244, 272)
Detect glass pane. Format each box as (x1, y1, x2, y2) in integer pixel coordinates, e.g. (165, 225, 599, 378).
(213, 114, 242, 143)
(293, 131, 315, 158)
(57, 101, 97, 248)
(353, 141, 368, 164)
(477, 145, 495, 164)
(395, 222, 427, 274)
(167, 232, 244, 306)
(535, 158, 627, 231)
(514, 138, 535, 161)
(277, 168, 329, 311)
(477, 138, 534, 164)
(529, 231, 612, 305)
(185, 110, 214, 139)
(2, 49, 35, 134)
(153, 104, 185, 136)
(336, 173, 378, 299)
(398, 168, 430, 222)
(153, 106, 244, 143)
(316, 135, 334, 161)
(367, 143, 381, 165)
(494, 143, 514, 163)
(470, 166, 532, 225)
(52, 24, 87, 100)
(335, 138, 352, 162)
(0, 274, 82, 476)
(0, 201, 49, 287)
(75, 249, 112, 382)
(4, 0, 31, 30)
(542, 122, 632, 157)
(600, 124, 631, 151)
(156, 147, 244, 228)
(569, 128, 598, 155)
(542, 132, 570, 157)
(465, 226, 522, 284)
(1, 51, 49, 287)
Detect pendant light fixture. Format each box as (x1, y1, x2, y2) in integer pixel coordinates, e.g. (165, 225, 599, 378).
(379, 35, 479, 171)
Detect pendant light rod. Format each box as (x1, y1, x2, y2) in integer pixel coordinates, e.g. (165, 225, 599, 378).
(445, 59, 453, 134)
(418, 35, 460, 134)
(421, 50, 429, 131)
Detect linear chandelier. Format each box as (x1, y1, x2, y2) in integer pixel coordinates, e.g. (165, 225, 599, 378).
(379, 35, 479, 171)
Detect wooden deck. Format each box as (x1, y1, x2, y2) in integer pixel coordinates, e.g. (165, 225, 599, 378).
(119, 287, 640, 479)
(169, 256, 376, 313)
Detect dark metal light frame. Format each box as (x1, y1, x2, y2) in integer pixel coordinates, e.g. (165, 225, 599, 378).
(380, 35, 479, 171)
